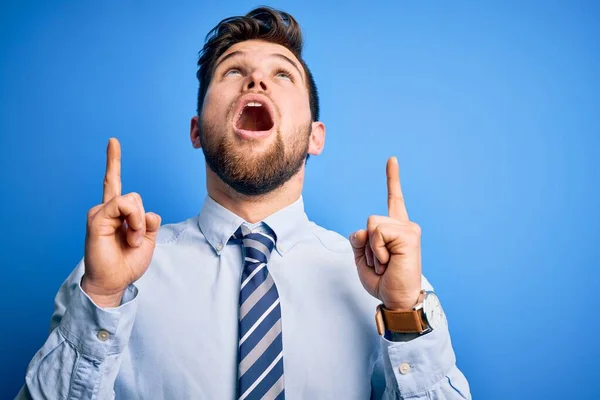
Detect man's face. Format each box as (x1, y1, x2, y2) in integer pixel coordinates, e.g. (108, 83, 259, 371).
(197, 40, 318, 196)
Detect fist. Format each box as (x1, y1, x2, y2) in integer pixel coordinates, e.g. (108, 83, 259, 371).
(350, 157, 422, 311)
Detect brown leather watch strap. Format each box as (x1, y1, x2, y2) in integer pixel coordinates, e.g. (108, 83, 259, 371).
(375, 304, 428, 335)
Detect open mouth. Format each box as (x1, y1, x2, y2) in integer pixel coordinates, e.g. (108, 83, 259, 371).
(235, 101, 274, 132)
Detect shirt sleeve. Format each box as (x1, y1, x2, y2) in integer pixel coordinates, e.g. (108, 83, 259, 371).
(370, 274, 471, 399)
(374, 317, 471, 399)
(17, 261, 138, 400)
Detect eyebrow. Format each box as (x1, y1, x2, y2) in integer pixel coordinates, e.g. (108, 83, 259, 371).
(214, 50, 304, 82)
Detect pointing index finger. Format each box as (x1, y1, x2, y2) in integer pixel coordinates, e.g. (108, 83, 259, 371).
(102, 138, 122, 203)
(387, 156, 409, 221)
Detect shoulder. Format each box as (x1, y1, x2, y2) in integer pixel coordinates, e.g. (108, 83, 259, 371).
(306, 221, 353, 254)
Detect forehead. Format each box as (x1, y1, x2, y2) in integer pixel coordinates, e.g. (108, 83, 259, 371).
(217, 39, 302, 69)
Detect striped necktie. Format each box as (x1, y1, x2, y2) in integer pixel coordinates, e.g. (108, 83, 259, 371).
(233, 223, 285, 400)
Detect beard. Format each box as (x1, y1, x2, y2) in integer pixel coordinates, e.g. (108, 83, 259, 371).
(200, 115, 311, 197)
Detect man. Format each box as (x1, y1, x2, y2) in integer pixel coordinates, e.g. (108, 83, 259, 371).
(17, 7, 470, 400)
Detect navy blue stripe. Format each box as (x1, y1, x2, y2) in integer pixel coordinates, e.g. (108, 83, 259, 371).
(274, 390, 285, 400)
(239, 284, 280, 338)
(240, 261, 266, 285)
(243, 357, 284, 400)
(240, 268, 268, 304)
(238, 332, 283, 391)
(239, 302, 281, 360)
(245, 247, 267, 263)
(232, 228, 242, 240)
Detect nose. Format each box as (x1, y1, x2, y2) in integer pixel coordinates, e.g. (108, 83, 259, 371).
(244, 70, 268, 92)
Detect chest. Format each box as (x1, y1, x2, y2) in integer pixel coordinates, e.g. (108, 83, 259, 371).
(116, 246, 380, 399)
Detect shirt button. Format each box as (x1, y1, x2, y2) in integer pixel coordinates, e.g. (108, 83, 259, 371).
(216, 243, 223, 251)
(279, 244, 285, 252)
(399, 362, 412, 375)
(97, 330, 110, 342)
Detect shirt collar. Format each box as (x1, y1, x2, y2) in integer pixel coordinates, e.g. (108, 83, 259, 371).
(197, 195, 309, 256)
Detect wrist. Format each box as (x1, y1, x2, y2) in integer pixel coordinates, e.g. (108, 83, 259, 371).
(81, 275, 125, 308)
(383, 290, 424, 311)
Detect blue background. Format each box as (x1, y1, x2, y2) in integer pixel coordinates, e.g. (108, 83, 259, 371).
(1, 1, 599, 398)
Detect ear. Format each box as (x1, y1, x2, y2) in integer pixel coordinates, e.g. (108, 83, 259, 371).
(190, 116, 202, 149)
(307, 121, 325, 156)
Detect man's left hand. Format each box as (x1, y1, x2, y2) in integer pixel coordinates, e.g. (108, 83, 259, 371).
(350, 157, 423, 311)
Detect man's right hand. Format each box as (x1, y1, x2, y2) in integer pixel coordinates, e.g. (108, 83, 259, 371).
(82, 138, 161, 308)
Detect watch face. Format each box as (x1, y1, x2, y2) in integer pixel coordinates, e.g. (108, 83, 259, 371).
(423, 292, 444, 330)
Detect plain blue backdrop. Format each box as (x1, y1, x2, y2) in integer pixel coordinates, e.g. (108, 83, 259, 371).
(1, 1, 599, 398)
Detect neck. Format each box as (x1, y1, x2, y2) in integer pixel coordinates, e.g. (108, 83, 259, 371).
(205, 166, 305, 223)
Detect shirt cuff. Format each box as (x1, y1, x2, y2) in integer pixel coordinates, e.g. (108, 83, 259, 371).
(57, 282, 139, 362)
(380, 317, 456, 396)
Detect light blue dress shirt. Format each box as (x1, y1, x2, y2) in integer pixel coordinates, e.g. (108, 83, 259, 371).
(17, 196, 470, 399)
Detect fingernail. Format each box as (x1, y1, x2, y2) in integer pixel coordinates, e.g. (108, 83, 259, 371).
(350, 233, 356, 242)
(136, 236, 143, 246)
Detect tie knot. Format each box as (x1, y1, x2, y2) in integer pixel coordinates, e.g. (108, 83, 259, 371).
(232, 223, 276, 263)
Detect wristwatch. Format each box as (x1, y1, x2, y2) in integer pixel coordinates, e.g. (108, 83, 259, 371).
(375, 290, 444, 335)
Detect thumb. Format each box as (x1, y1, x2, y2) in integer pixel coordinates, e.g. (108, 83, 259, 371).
(144, 212, 162, 241)
(349, 229, 368, 263)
